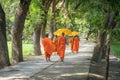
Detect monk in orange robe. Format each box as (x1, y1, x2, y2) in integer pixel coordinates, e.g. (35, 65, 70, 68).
(57, 33, 66, 62)
(42, 34, 55, 61)
(53, 35, 58, 52)
(72, 35, 80, 53)
(69, 36, 74, 53)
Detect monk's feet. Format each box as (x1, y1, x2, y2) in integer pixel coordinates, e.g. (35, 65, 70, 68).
(71, 51, 74, 53)
(46, 58, 51, 62)
(60, 58, 64, 62)
(61, 60, 64, 62)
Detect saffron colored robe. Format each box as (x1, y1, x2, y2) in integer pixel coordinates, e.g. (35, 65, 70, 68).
(72, 37, 79, 52)
(69, 37, 74, 52)
(42, 38, 55, 59)
(57, 36, 66, 59)
(53, 37, 58, 52)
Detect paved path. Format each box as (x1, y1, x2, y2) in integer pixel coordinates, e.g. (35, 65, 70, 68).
(0, 39, 96, 80)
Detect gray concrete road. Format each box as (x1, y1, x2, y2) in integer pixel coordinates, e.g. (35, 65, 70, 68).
(0, 39, 96, 80)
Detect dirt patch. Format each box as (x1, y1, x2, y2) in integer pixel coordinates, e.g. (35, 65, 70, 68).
(88, 57, 120, 80)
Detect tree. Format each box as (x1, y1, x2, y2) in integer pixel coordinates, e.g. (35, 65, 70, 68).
(92, 0, 119, 61)
(40, 0, 53, 37)
(28, 0, 43, 55)
(48, 0, 60, 39)
(32, 0, 53, 55)
(3, 0, 19, 41)
(0, 3, 10, 68)
(11, 0, 31, 64)
(90, 1, 120, 80)
(29, 0, 53, 56)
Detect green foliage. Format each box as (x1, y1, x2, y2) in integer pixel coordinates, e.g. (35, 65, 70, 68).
(107, 0, 120, 11)
(111, 42, 120, 58)
(66, 0, 105, 39)
(112, 28, 120, 41)
(2, 0, 120, 42)
(2, 0, 19, 41)
(24, 0, 43, 40)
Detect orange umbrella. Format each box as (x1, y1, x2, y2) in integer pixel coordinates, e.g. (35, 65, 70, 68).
(71, 31, 79, 36)
(54, 28, 71, 36)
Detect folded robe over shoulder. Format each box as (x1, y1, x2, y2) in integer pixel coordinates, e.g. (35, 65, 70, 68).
(42, 38, 56, 58)
(53, 37, 58, 52)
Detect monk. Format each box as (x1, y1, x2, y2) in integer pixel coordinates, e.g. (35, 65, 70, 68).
(72, 35, 80, 53)
(57, 33, 66, 62)
(69, 36, 74, 53)
(42, 34, 55, 61)
(53, 35, 58, 52)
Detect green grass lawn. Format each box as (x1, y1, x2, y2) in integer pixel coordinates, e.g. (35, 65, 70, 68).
(8, 42, 34, 59)
(111, 42, 120, 58)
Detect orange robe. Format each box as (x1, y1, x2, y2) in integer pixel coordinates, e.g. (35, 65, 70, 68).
(69, 37, 74, 52)
(57, 36, 66, 59)
(42, 38, 55, 59)
(53, 37, 58, 52)
(73, 37, 79, 52)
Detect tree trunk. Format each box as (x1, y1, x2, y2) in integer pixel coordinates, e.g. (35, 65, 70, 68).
(40, 0, 54, 38)
(41, 13, 47, 38)
(33, 0, 53, 55)
(40, 0, 53, 38)
(99, 31, 107, 59)
(92, 7, 111, 62)
(105, 34, 111, 80)
(40, 10, 48, 54)
(49, 19, 56, 39)
(92, 9, 119, 80)
(49, 0, 64, 39)
(0, 4, 10, 68)
(11, 0, 31, 64)
(33, 27, 42, 55)
(92, 31, 107, 62)
(86, 29, 91, 40)
(49, 0, 56, 39)
(105, 11, 119, 80)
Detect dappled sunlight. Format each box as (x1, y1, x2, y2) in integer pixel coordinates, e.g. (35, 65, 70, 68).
(79, 46, 94, 52)
(89, 73, 104, 79)
(81, 43, 96, 47)
(65, 53, 92, 59)
(61, 72, 88, 76)
(54, 65, 74, 68)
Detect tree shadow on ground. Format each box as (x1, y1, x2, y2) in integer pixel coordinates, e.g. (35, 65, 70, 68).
(88, 57, 120, 80)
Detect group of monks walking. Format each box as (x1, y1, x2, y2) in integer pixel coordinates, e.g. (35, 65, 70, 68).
(69, 35, 80, 53)
(42, 33, 80, 62)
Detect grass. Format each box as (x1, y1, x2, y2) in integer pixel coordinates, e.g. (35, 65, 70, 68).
(111, 42, 120, 58)
(8, 41, 34, 59)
